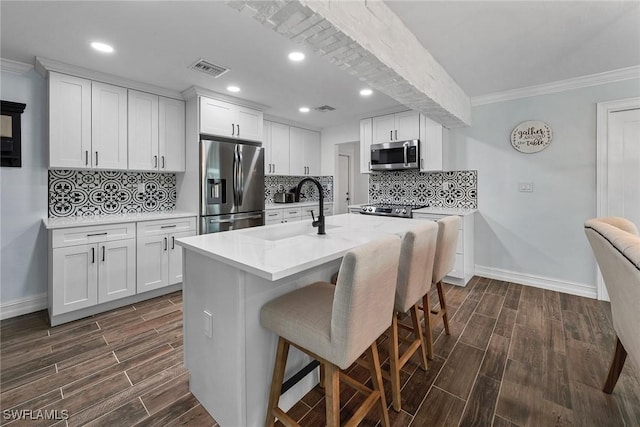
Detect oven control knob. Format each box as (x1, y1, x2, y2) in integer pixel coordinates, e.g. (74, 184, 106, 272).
(361, 206, 366, 211)
(395, 208, 400, 213)
(402, 208, 407, 214)
(368, 207, 373, 212)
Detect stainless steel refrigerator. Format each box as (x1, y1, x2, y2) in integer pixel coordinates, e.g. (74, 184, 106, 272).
(200, 136, 265, 234)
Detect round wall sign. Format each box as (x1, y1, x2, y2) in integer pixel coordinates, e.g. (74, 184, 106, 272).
(510, 121, 552, 153)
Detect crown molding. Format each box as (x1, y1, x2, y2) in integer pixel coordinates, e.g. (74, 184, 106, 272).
(263, 115, 321, 133)
(35, 57, 184, 100)
(181, 85, 270, 112)
(471, 66, 640, 106)
(1, 58, 34, 75)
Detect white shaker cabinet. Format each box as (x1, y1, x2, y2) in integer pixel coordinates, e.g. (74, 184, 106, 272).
(360, 118, 373, 173)
(159, 97, 186, 172)
(136, 217, 197, 293)
(49, 72, 92, 168)
(49, 223, 136, 317)
(128, 90, 159, 170)
(289, 126, 320, 176)
(372, 111, 420, 144)
(50, 73, 127, 170)
(200, 97, 263, 142)
(91, 81, 128, 170)
(129, 92, 185, 172)
(419, 115, 449, 172)
(264, 121, 290, 175)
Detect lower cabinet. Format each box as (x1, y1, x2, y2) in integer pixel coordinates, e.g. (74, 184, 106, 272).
(50, 223, 136, 316)
(136, 218, 197, 293)
(265, 203, 333, 225)
(48, 216, 196, 325)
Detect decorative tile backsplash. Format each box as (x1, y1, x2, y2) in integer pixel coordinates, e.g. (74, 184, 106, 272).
(369, 170, 477, 208)
(49, 170, 176, 217)
(264, 175, 333, 204)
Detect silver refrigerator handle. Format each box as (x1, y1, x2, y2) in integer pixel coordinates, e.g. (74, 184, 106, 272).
(233, 145, 240, 207)
(209, 213, 263, 223)
(238, 150, 244, 206)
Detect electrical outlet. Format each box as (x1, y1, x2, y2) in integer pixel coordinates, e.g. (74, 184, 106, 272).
(203, 310, 213, 338)
(518, 182, 533, 192)
(137, 183, 146, 193)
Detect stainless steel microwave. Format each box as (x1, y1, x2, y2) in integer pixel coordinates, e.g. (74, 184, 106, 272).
(370, 139, 420, 171)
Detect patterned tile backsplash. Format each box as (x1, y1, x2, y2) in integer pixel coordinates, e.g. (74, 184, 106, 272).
(49, 170, 176, 217)
(265, 175, 333, 204)
(369, 170, 477, 208)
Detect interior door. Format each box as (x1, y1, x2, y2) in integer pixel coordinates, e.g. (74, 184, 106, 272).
(338, 154, 350, 214)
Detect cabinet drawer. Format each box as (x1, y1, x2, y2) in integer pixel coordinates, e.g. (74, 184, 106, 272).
(52, 223, 135, 248)
(265, 210, 283, 222)
(137, 217, 196, 236)
(284, 208, 302, 219)
(447, 253, 465, 279)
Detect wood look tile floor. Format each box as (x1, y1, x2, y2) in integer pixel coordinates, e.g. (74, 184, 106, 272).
(1, 277, 639, 426)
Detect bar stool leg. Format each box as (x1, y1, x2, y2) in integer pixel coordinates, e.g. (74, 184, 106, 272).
(368, 342, 391, 427)
(436, 281, 450, 335)
(422, 294, 434, 360)
(324, 362, 340, 427)
(265, 337, 290, 427)
(388, 314, 401, 411)
(410, 304, 428, 370)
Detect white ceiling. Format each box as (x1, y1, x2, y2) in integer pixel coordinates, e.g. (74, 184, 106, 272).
(2, 1, 639, 130)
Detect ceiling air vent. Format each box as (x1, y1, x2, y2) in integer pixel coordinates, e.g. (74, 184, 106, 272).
(189, 59, 230, 78)
(315, 105, 336, 112)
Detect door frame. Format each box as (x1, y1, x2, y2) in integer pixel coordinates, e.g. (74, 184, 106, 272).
(595, 96, 640, 300)
(338, 153, 351, 214)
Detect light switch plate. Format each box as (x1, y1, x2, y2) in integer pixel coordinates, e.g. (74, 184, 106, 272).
(203, 310, 213, 338)
(518, 182, 533, 192)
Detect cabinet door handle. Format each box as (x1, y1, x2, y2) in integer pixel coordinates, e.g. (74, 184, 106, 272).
(95, 151, 99, 166)
(161, 224, 177, 229)
(390, 130, 393, 141)
(87, 232, 108, 237)
(172, 236, 175, 250)
(164, 237, 168, 251)
(102, 245, 105, 262)
(85, 150, 89, 166)
(154, 155, 158, 168)
(395, 129, 398, 140)
(368, 161, 371, 171)
(161, 156, 165, 168)
(91, 247, 95, 264)
(421, 158, 424, 169)
(232, 124, 235, 136)
(237, 124, 240, 136)
(273, 163, 275, 173)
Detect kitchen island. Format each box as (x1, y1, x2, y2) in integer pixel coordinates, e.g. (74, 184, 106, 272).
(176, 213, 428, 427)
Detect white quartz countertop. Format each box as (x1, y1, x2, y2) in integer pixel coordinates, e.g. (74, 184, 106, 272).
(176, 213, 426, 281)
(43, 211, 197, 229)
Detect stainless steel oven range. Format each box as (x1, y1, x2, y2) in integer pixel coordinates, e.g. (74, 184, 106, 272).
(358, 203, 427, 219)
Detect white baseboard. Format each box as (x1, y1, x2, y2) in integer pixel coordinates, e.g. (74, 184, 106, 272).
(474, 265, 597, 299)
(0, 293, 48, 320)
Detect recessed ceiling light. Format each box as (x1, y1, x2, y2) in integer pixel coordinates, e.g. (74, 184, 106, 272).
(227, 86, 241, 93)
(90, 42, 114, 53)
(288, 52, 305, 62)
(360, 88, 373, 96)
(299, 107, 310, 113)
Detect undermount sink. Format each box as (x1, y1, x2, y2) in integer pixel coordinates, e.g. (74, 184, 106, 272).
(247, 222, 340, 241)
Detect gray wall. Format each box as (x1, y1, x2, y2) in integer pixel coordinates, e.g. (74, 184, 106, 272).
(0, 68, 48, 306)
(449, 78, 640, 294)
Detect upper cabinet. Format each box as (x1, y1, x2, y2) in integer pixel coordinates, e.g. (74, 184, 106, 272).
(50, 72, 127, 170)
(46, 65, 185, 172)
(372, 110, 420, 144)
(289, 126, 320, 176)
(361, 110, 449, 173)
(200, 97, 263, 142)
(128, 91, 185, 172)
(264, 121, 290, 175)
(359, 118, 373, 173)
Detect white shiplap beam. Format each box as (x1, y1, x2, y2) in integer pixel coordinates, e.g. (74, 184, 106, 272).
(227, 0, 471, 128)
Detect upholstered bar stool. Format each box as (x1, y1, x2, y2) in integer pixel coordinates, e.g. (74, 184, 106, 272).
(385, 222, 438, 411)
(261, 234, 402, 427)
(423, 216, 461, 358)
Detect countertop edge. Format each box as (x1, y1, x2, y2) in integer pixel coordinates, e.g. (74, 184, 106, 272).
(43, 211, 198, 229)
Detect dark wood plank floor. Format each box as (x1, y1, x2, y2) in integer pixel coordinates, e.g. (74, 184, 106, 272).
(1, 277, 639, 426)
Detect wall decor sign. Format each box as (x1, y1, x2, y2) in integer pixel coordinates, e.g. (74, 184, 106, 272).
(510, 120, 552, 154)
